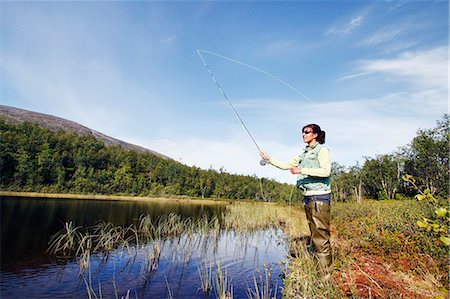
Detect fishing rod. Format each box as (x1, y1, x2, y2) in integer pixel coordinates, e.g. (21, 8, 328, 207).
(197, 50, 313, 166)
(197, 50, 268, 166)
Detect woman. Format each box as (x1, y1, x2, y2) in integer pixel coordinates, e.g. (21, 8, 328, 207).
(260, 124, 332, 278)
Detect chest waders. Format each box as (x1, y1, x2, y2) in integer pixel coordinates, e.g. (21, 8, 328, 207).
(297, 144, 333, 280)
(304, 196, 332, 280)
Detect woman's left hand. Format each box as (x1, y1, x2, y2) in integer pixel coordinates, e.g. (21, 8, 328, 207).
(290, 167, 302, 174)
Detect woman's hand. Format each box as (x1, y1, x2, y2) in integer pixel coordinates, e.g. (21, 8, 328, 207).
(290, 167, 302, 174)
(259, 151, 270, 161)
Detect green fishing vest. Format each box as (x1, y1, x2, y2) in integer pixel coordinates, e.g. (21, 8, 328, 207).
(296, 143, 331, 192)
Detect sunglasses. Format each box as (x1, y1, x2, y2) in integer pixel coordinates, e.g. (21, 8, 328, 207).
(302, 130, 313, 134)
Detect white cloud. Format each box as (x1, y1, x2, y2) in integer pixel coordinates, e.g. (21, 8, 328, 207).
(338, 46, 448, 89)
(336, 71, 374, 82)
(124, 133, 299, 184)
(359, 46, 448, 88)
(314, 89, 447, 166)
(325, 10, 368, 36)
(362, 23, 407, 46)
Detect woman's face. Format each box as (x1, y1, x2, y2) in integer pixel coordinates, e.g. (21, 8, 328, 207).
(302, 127, 318, 144)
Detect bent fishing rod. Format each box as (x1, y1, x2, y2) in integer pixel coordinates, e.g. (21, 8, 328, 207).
(197, 50, 268, 166)
(197, 50, 313, 166)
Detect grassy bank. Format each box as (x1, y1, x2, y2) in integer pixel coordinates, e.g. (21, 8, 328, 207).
(284, 199, 448, 298)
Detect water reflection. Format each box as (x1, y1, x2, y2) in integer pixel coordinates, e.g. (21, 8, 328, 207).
(1, 196, 224, 272)
(1, 196, 289, 298)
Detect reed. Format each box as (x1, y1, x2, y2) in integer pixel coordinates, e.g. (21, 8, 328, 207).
(47, 221, 83, 255)
(85, 273, 134, 299)
(246, 266, 278, 299)
(84, 269, 102, 299)
(164, 276, 173, 299)
(142, 240, 161, 275)
(197, 262, 213, 296)
(214, 262, 233, 299)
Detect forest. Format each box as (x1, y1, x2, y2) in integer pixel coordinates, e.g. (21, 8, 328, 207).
(0, 115, 448, 202)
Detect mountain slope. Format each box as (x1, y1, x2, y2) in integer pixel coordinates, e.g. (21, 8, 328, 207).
(0, 105, 170, 160)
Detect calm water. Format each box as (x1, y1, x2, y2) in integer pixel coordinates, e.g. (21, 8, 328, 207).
(1, 196, 288, 298)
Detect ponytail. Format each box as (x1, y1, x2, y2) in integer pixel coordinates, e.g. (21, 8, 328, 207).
(317, 130, 326, 144)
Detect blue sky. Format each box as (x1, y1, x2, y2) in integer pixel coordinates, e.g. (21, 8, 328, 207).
(1, 1, 448, 184)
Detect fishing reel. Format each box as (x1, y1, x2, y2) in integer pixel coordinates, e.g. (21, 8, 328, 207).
(260, 159, 268, 166)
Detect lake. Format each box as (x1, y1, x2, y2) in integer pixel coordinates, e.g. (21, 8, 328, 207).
(0, 196, 295, 298)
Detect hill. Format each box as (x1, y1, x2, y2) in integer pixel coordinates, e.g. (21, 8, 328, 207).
(0, 105, 169, 160)
(0, 108, 298, 201)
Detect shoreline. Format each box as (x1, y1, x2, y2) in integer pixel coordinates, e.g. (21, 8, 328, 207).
(0, 191, 229, 205)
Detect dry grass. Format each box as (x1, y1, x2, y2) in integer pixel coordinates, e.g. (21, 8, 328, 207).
(0, 190, 228, 205)
(223, 202, 309, 236)
(331, 200, 448, 299)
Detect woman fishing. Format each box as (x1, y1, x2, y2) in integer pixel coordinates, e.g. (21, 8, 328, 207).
(260, 123, 332, 280)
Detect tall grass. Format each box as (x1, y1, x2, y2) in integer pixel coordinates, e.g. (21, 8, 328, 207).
(222, 202, 309, 237)
(47, 221, 82, 255)
(198, 262, 213, 296)
(214, 262, 233, 299)
(283, 240, 341, 299)
(246, 266, 278, 299)
(84, 267, 135, 299)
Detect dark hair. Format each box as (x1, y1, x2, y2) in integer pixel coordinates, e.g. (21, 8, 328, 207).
(303, 123, 326, 144)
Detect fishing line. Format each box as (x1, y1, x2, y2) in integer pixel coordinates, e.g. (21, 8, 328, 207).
(197, 50, 313, 103)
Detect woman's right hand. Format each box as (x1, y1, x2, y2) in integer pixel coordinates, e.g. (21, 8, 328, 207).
(259, 151, 270, 161)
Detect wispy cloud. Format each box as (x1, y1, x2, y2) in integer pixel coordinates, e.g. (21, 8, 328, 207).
(160, 35, 176, 45)
(337, 46, 448, 89)
(385, 0, 409, 12)
(360, 19, 423, 54)
(336, 71, 374, 82)
(325, 10, 368, 36)
(362, 23, 407, 46)
(359, 46, 448, 88)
